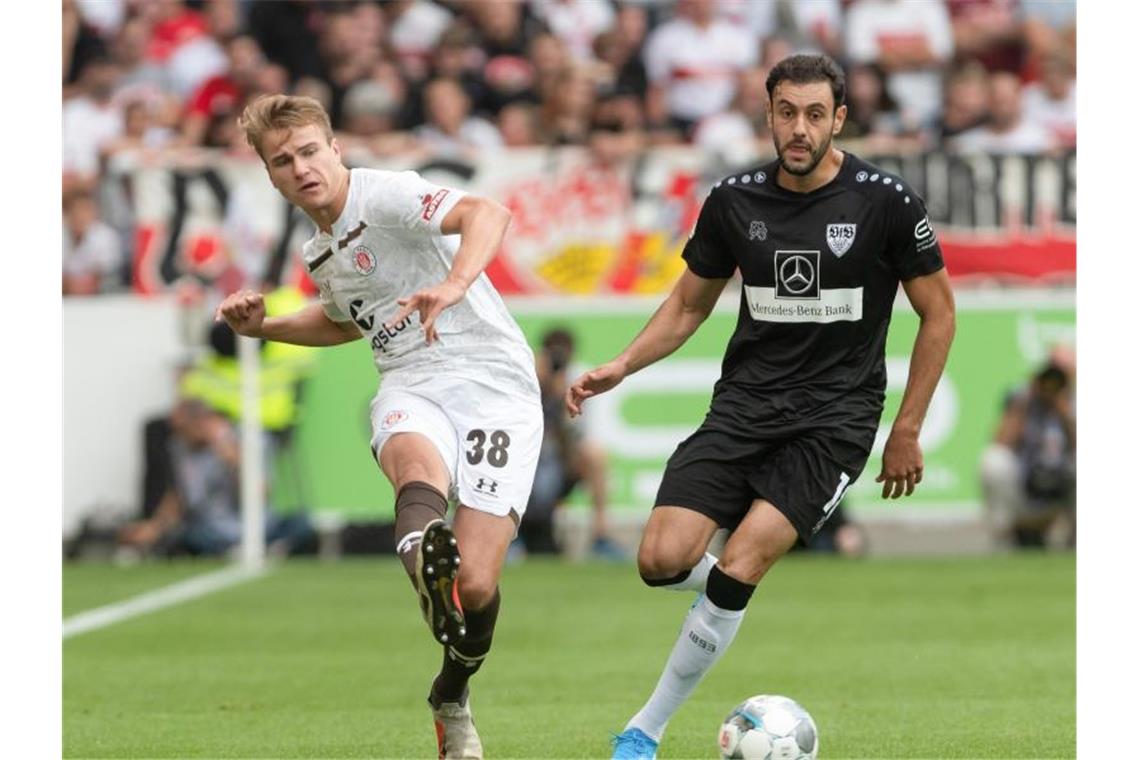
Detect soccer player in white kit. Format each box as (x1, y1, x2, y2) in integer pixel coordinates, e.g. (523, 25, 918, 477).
(218, 94, 542, 759)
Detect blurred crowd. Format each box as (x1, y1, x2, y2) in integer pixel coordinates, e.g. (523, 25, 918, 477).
(63, 0, 1077, 295)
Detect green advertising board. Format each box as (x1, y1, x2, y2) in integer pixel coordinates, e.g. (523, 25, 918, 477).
(275, 290, 1074, 522)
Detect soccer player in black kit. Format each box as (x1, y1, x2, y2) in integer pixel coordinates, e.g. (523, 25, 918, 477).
(567, 54, 957, 759)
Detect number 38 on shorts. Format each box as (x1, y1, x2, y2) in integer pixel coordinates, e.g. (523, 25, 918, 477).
(369, 381, 543, 522)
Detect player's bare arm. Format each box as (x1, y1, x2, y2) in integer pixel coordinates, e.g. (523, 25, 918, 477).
(216, 290, 360, 346)
(566, 269, 729, 417)
(386, 195, 511, 344)
(877, 268, 956, 499)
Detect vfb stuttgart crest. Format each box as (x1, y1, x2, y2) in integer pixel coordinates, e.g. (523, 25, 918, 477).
(826, 224, 856, 257)
(749, 220, 768, 241)
(352, 245, 377, 275)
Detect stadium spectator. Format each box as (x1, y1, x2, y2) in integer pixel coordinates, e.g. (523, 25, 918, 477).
(1021, 49, 1076, 150)
(182, 35, 269, 147)
(63, 55, 125, 190)
(63, 188, 126, 296)
(467, 0, 544, 61)
(317, 4, 387, 129)
(590, 87, 650, 163)
(1022, 0, 1076, 71)
(980, 348, 1076, 549)
(498, 101, 542, 147)
(937, 59, 991, 140)
(591, 27, 648, 106)
(528, 32, 571, 105)
(63, 0, 110, 95)
(642, 0, 757, 139)
(519, 327, 627, 559)
(338, 77, 421, 158)
(719, 0, 843, 59)
(386, 0, 456, 84)
(415, 77, 505, 157)
(844, 0, 955, 131)
(946, 0, 1025, 74)
(836, 62, 915, 154)
(537, 64, 598, 146)
(137, 0, 229, 101)
(108, 15, 170, 106)
(245, 0, 324, 84)
(950, 70, 1053, 154)
(529, 0, 616, 63)
(692, 66, 771, 163)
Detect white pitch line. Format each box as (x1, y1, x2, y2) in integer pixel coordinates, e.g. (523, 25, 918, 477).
(63, 564, 268, 640)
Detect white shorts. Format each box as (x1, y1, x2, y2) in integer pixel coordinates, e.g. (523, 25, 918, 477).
(369, 374, 543, 521)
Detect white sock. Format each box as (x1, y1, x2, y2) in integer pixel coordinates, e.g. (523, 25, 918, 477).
(658, 553, 717, 593)
(626, 594, 745, 742)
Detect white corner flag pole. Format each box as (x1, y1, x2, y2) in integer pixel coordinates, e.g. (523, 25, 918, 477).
(238, 334, 266, 570)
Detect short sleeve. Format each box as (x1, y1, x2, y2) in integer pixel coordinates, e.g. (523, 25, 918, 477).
(885, 186, 945, 281)
(682, 188, 737, 279)
(364, 170, 466, 233)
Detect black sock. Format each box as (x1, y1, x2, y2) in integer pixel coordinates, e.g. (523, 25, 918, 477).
(705, 564, 756, 611)
(430, 588, 501, 706)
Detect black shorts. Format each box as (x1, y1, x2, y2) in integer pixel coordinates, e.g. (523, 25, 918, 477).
(654, 426, 874, 541)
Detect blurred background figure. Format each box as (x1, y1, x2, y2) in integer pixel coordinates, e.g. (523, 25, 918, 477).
(980, 347, 1076, 550)
(1021, 49, 1076, 151)
(949, 70, 1053, 154)
(63, 187, 126, 296)
(118, 397, 315, 560)
(415, 76, 504, 157)
(518, 328, 626, 561)
(937, 59, 991, 141)
(642, 0, 757, 140)
(844, 0, 955, 134)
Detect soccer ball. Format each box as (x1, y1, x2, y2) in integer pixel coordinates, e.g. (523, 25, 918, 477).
(717, 694, 819, 759)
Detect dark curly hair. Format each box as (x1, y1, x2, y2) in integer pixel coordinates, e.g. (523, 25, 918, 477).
(765, 54, 847, 112)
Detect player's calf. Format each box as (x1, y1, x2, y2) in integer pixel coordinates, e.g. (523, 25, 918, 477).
(394, 481, 450, 583)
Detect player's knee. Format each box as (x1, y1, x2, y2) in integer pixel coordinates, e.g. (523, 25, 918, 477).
(457, 568, 498, 610)
(637, 542, 699, 584)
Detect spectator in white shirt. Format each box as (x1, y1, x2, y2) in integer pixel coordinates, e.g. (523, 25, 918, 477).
(63, 57, 125, 189)
(63, 189, 125, 296)
(951, 71, 1053, 155)
(1021, 50, 1075, 150)
(529, 0, 616, 63)
(415, 77, 504, 158)
(844, 0, 955, 130)
(643, 0, 757, 138)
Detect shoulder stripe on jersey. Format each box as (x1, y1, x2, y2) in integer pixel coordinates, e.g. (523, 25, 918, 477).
(338, 221, 367, 249)
(307, 248, 333, 272)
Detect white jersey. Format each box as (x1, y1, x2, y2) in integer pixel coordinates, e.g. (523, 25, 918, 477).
(302, 168, 539, 398)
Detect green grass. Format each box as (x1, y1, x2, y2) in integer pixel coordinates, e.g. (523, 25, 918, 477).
(63, 554, 1075, 759)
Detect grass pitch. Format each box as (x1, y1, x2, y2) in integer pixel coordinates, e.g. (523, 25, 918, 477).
(63, 553, 1074, 758)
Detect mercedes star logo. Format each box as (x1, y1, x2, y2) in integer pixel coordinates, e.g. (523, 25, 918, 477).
(779, 255, 815, 294)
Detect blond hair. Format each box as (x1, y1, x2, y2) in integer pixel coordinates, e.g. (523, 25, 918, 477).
(237, 94, 334, 159)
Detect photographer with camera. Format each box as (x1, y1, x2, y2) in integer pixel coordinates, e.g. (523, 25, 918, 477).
(980, 345, 1076, 549)
(518, 327, 627, 559)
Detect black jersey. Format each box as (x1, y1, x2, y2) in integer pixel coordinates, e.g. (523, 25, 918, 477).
(682, 152, 944, 441)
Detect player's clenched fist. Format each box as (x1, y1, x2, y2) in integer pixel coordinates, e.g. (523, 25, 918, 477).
(215, 289, 266, 336)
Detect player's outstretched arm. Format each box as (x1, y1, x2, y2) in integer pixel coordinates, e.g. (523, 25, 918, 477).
(877, 268, 956, 498)
(216, 290, 360, 347)
(566, 269, 728, 417)
(387, 195, 511, 344)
